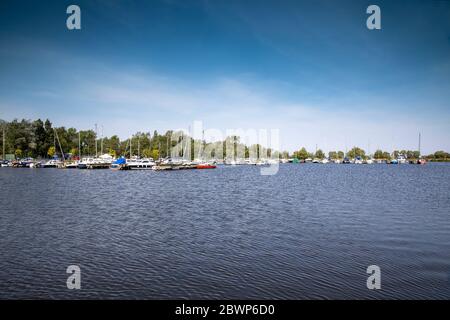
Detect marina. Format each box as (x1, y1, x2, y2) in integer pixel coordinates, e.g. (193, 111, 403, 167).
(0, 119, 441, 172)
(0, 151, 432, 170)
(0, 156, 431, 170)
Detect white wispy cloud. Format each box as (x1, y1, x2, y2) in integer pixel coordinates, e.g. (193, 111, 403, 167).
(1, 60, 449, 153)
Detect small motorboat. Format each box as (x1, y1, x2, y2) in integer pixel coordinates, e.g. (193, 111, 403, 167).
(152, 164, 174, 171)
(15, 158, 35, 168)
(152, 158, 179, 170)
(77, 157, 94, 169)
(417, 158, 427, 165)
(196, 163, 216, 169)
(353, 156, 363, 164)
(397, 154, 407, 164)
(111, 157, 128, 170)
(87, 154, 113, 169)
(126, 158, 155, 170)
(42, 159, 61, 168)
(64, 162, 79, 169)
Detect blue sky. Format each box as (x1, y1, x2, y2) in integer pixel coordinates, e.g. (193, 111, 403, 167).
(0, 0, 449, 153)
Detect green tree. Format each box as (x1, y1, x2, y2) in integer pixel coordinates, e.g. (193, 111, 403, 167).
(108, 148, 116, 158)
(374, 149, 384, 159)
(296, 147, 309, 160)
(434, 150, 450, 160)
(406, 150, 420, 159)
(15, 148, 22, 159)
(142, 148, 152, 158)
(151, 149, 160, 160)
(382, 152, 391, 160)
(347, 147, 366, 159)
(315, 149, 325, 159)
(47, 146, 56, 158)
(70, 147, 78, 156)
(105, 135, 121, 156)
(43, 119, 54, 156)
(33, 119, 47, 157)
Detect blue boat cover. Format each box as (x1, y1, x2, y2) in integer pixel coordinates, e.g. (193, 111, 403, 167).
(113, 157, 126, 165)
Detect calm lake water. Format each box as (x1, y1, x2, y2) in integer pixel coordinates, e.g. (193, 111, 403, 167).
(0, 163, 449, 299)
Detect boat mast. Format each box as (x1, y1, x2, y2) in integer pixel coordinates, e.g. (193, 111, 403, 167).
(138, 135, 140, 158)
(185, 126, 191, 161)
(101, 125, 104, 155)
(202, 130, 205, 161)
(180, 131, 184, 159)
(2, 125, 5, 160)
(166, 134, 169, 158)
(53, 128, 65, 163)
(234, 136, 236, 161)
(78, 131, 81, 160)
(130, 136, 132, 158)
(418, 132, 421, 158)
(95, 123, 98, 158)
(158, 141, 161, 161)
(200, 130, 203, 161)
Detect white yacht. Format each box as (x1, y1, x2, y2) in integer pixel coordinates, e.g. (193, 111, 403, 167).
(127, 158, 155, 169)
(84, 154, 114, 169)
(77, 157, 95, 169)
(42, 159, 62, 168)
(397, 154, 407, 164)
(64, 161, 79, 169)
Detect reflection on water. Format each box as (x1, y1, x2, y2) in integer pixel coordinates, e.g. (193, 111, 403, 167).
(0, 163, 449, 299)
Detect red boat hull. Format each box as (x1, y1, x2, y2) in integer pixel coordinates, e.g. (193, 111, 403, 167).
(196, 164, 216, 169)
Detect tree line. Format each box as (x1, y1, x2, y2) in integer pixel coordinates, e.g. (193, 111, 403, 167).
(292, 146, 450, 161)
(0, 118, 279, 160)
(1, 118, 448, 161)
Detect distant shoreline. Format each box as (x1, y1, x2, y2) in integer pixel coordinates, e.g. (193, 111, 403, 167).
(1, 118, 449, 162)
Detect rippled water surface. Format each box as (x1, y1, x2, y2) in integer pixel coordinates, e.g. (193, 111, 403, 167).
(0, 163, 449, 299)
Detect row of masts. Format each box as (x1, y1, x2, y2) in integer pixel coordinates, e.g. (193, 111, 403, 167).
(2, 126, 4, 161)
(0, 123, 424, 160)
(0, 123, 157, 160)
(94, 123, 105, 157)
